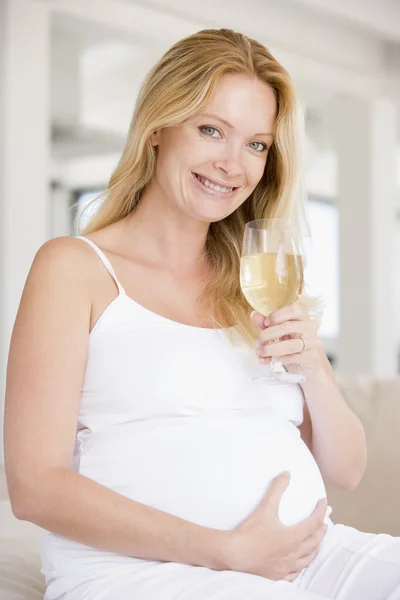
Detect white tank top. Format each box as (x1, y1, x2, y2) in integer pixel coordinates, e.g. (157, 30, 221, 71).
(68, 237, 326, 527)
(40, 235, 328, 593)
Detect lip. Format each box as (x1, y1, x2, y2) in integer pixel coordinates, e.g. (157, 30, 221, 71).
(194, 172, 240, 189)
(191, 172, 240, 199)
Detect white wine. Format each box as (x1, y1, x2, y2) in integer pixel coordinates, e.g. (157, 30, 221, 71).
(240, 252, 304, 316)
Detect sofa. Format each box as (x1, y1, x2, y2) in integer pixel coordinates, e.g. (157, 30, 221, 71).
(0, 485, 45, 599)
(327, 376, 400, 536)
(1, 376, 399, 599)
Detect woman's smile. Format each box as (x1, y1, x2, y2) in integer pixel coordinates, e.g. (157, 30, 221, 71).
(191, 171, 239, 199)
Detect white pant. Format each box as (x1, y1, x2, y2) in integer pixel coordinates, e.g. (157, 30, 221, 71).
(52, 524, 400, 600)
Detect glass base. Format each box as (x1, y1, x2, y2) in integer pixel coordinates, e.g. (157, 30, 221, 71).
(250, 371, 306, 385)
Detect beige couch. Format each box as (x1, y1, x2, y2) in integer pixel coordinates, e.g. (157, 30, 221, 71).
(1, 376, 399, 598)
(0, 499, 45, 599)
(327, 376, 400, 536)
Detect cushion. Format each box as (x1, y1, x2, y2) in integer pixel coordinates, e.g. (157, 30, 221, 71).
(0, 499, 46, 599)
(327, 377, 400, 536)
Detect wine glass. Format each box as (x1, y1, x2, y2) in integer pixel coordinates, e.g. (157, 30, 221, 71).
(240, 218, 306, 384)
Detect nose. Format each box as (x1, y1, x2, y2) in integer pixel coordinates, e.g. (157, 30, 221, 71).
(213, 148, 243, 180)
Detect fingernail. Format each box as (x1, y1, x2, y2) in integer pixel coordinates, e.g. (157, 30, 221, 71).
(258, 357, 271, 366)
(250, 311, 256, 319)
(264, 317, 270, 326)
(281, 471, 290, 478)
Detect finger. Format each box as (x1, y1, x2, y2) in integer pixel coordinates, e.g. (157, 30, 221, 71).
(283, 571, 302, 582)
(308, 498, 328, 528)
(300, 524, 328, 556)
(258, 321, 308, 345)
(251, 311, 268, 331)
(295, 549, 319, 571)
(259, 472, 291, 513)
(280, 352, 307, 365)
(296, 498, 328, 538)
(267, 304, 307, 326)
(258, 338, 307, 358)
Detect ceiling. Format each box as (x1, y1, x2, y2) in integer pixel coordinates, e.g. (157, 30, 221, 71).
(119, 0, 400, 43)
(284, 0, 400, 42)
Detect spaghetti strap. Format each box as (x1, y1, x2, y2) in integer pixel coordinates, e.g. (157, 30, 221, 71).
(75, 236, 126, 295)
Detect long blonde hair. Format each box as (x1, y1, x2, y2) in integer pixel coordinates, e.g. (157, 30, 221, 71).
(81, 28, 315, 343)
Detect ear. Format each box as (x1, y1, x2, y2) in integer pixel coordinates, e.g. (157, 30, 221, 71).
(150, 131, 160, 147)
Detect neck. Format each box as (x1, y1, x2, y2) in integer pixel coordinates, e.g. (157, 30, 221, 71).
(122, 182, 210, 270)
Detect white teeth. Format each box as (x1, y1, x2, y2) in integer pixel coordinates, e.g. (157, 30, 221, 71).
(196, 174, 233, 193)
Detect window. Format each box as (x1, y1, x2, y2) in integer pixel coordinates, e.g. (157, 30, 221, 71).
(303, 199, 339, 341)
(72, 190, 104, 234)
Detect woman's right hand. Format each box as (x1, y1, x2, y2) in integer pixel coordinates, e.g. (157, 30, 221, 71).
(221, 472, 328, 582)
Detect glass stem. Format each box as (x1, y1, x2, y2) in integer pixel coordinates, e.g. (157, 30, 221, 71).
(271, 356, 282, 372)
(269, 337, 283, 372)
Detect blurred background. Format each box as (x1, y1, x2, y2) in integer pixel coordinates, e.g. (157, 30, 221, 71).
(0, 0, 399, 461)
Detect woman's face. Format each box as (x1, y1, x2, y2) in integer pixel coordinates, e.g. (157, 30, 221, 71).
(150, 73, 277, 224)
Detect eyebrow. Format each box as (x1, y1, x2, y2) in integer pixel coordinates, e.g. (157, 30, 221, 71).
(197, 113, 274, 138)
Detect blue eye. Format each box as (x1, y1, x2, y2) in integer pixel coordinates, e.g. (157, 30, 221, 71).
(199, 126, 267, 152)
(249, 141, 267, 152)
(199, 126, 220, 138)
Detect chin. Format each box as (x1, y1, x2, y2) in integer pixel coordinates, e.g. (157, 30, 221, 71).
(189, 199, 242, 224)
(191, 208, 235, 224)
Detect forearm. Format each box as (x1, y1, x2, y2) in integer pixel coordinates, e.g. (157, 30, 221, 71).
(301, 356, 367, 490)
(13, 466, 226, 570)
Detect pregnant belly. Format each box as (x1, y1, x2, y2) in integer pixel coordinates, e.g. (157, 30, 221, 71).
(77, 411, 326, 529)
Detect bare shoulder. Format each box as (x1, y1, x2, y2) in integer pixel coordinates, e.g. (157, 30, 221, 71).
(32, 235, 97, 272)
(28, 235, 101, 293)
(15, 235, 102, 329)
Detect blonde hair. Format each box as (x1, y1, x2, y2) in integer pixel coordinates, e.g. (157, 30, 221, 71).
(80, 28, 318, 343)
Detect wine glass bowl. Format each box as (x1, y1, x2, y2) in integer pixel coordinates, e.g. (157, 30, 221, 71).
(240, 219, 306, 384)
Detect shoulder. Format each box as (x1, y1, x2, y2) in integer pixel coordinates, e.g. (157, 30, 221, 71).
(31, 236, 99, 280)
(34, 235, 94, 263)
(11, 237, 100, 347)
(25, 236, 100, 305)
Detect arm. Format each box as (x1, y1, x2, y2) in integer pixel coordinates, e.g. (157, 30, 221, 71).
(253, 309, 367, 491)
(299, 348, 367, 491)
(4, 237, 224, 570)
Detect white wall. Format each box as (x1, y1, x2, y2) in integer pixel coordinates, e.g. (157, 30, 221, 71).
(395, 218, 400, 358)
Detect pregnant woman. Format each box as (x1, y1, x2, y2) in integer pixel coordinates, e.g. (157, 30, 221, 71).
(4, 28, 400, 600)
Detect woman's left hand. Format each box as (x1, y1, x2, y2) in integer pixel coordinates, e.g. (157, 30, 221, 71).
(252, 303, 323, 378)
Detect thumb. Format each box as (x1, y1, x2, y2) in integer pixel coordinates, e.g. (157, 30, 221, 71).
(259, 472, 291, 514)
(251, 311, 268, 331)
